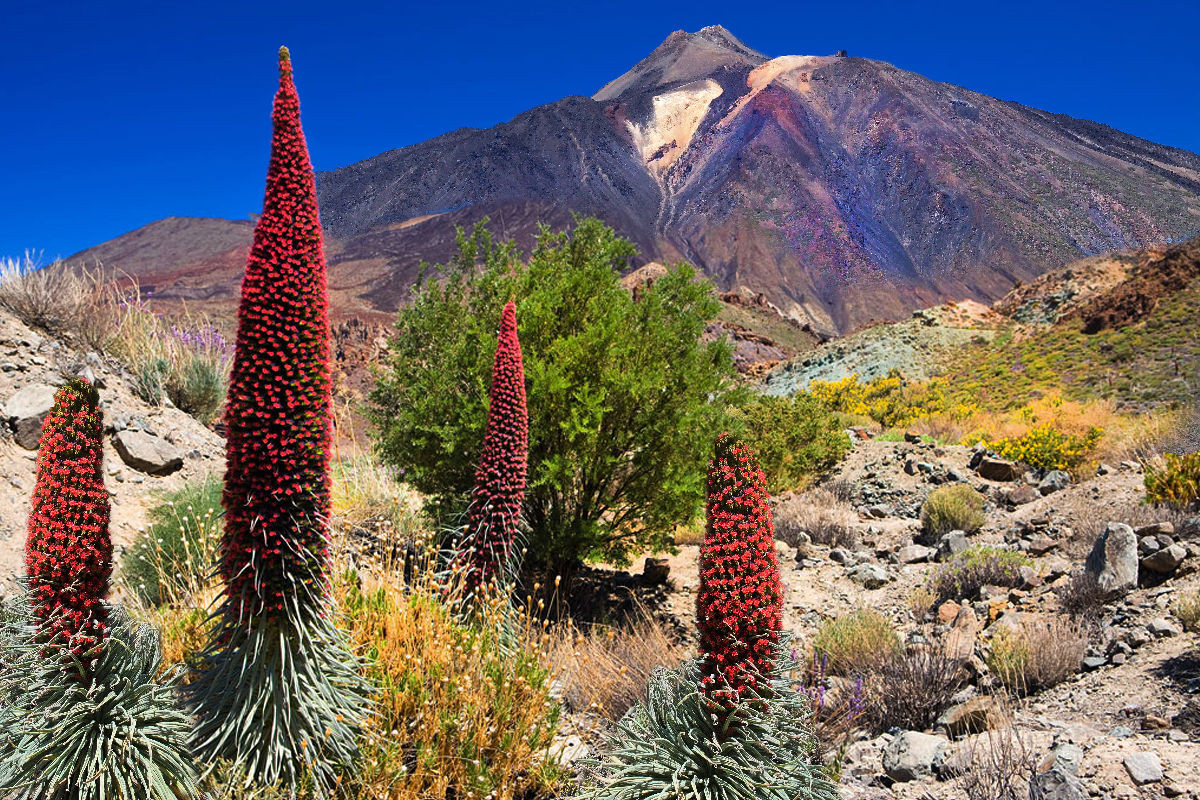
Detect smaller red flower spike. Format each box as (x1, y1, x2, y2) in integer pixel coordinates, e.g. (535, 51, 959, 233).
(697, 432, 783, 719)
(24, 378, 111, 671)
(458, 301, 529, 597)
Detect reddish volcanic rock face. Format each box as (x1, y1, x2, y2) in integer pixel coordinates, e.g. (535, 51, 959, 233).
(68, 27, 1200, 336)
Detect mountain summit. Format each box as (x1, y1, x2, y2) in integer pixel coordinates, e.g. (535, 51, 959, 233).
(73, 28, 1200, 333)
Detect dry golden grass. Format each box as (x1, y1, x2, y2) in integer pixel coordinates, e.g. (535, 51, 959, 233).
(548, 603, 686, 723)
(342, 567, 563, 800)
(987, 615, 1086, 695)
(773, 487, 859, 548)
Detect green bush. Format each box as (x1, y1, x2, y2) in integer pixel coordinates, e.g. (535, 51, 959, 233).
(733, 394, 851, 493)
(921, 484, 986, 537)
(167, 356, 226, 425)
(369, 218, 741, 579)
(811, 610, 901, 676)
(928, 546, 1031, 603)
(134, 357, 171, 405)
(121, 478, 223, 606)
(1145, 452, 1200, 509)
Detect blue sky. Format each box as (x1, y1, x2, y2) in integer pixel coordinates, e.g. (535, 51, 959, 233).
(2, 0, 1198, 260)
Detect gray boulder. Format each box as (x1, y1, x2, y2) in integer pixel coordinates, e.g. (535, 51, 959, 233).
(1141, 543, 1186, 574)
(936, 530, 970, 561)
(847, 563, 889, 589)
(882, 731, 948, 782)
(1123, 752, 1163, 785)
(1085, 523, 1138, 597)
(112, 430, 183, 475)
(1038, 470, 1071, 495)
(4, 383, 59, 449)
(1032, 765, 1088, 800)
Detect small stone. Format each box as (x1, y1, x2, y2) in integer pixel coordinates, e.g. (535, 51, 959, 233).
(1028, 534, 1058, 555)
(937, 601, 962, 624)
(881, 731, 948, 782)
(936, 530, 969, 561)
(1109, 725, 1133, 738)
(1147, 618, 1181, 638)
(642, 558, 669, 585)
(1123, 752, 1163, 785)
(1038, 470, 1071, 495)
(1082, 656, 1107, 671)
(1141, 715, 1170, 731)
(897, 544, 932, 564)
(1009, 485, 1040, 505)
(937, 696, 1005, 738)
(1139, 536, 1161, 556)
(847, 563, 889, 589)
(1137, 521, 1175, 537)
(829, 548, 855, 565)
(866, 504, 891, 519)
(977, 457, 1021, 481)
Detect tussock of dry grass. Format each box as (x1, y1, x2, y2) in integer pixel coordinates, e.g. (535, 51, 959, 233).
(773, 487, 858, 548)
(548, 604, 686, 723)
(0, 253, 113, 346)
(987, 615, 1086, 695)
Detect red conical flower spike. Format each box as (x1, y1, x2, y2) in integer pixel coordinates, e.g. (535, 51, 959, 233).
(460, 301, 529, 597)
(24, 377, 111, 666)
(220, 45, 333, 621)
(697, 433, 783, 718)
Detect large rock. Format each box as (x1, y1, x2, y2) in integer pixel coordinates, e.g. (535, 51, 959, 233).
(937, 696, 1005, 738)
(977, 457, 1021, 482)
(1123, 752, 1163, 785)
(1038, 470, 1072, 495)
(1085, 523, 1138, 597)
(847, 563, 889, 589)
(882, 731, 948, 782)
(1141, 544, 1187, 574)
(112, 430, 183, 475)
(1032, 765, 1088, 800)
(4, 382, 59, 449)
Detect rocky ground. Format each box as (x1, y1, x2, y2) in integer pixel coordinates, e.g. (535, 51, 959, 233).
(0, 310, 224, 600)
(604, 436, 1200, 799)
(3, 299, 1198, 799)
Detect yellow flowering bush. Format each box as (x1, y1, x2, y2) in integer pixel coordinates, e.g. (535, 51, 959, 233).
(808, 371, 956, 428)
(978, 424, 1102, 472)
(1145, 452, 1200, 509)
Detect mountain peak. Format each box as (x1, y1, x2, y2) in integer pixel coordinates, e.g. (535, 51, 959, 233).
(593, 25, 766, 102)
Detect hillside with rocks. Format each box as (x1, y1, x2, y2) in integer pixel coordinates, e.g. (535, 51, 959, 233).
(599, 435, 1200, 799)
(0, 308, 224, 599)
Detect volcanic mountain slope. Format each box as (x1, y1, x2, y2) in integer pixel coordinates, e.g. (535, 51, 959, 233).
(72, 25, 1200, 334)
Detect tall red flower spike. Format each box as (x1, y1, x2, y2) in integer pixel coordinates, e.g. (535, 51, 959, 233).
(24, 377, 111, 667)
(221, 45, 333, 621)
(459, 301, 529, 598)
(697, 432, 783, 719)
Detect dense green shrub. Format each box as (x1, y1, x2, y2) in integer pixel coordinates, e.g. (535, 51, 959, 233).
(921, 484, 986, 537)
(121, 478, 223, 606)
(928, 546, 1031, 603)
(1145, 452, 1200, 509)
(811, 610, 901, 676)
(733, 394, 851, 493)
(167, 356, 226, 425)
(369, 217, 740, 579)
